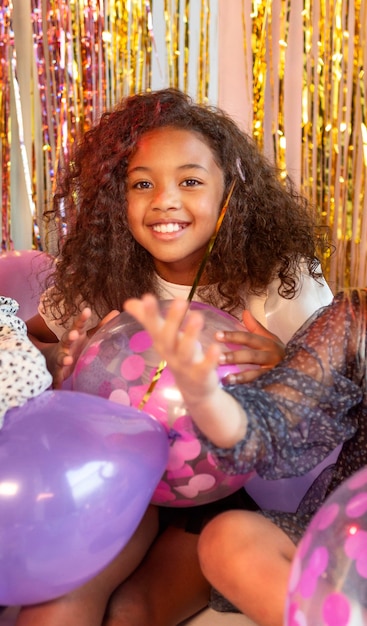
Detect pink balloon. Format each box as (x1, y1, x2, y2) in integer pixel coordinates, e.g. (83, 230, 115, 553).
(73, 301, 254, 507)
(0, 390, 168, 605)
(285, 466, 367, 625)
(0, 250, 53, 320)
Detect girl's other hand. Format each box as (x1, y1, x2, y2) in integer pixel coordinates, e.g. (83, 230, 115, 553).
(51, 308, 93, 389)
(217, 310, 285, 384)
(52, 308, 120, 389)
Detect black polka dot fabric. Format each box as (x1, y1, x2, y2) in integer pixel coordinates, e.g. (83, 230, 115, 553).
(0, 297, 52, 426)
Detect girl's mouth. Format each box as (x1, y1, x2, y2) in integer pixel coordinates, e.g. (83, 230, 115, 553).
(151, 223, 188, 234)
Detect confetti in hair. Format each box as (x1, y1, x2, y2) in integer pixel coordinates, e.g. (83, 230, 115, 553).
(236, 157, 246, 183)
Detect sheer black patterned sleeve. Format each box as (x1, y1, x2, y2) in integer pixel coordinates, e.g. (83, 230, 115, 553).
(200, 290, 366, 480)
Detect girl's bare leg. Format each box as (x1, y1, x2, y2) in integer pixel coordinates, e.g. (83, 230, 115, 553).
(15, 505, 159, 626)
(198, 510, 296, 626)
(104, 526, 211, 626)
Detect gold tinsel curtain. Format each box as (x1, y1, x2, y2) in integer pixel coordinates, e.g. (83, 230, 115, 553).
(242, 0, 367, 291)
(0, 0, 214, 254)
(1, 0, 367, 291)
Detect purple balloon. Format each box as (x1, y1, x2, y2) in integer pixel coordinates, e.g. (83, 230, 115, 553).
(0, 390, 168, 605)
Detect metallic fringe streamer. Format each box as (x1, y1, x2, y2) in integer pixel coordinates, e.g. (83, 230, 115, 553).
(197, 0, 210, 103)
(0, 2, 13, 249)
(246, 0, 367, 290)
(1, 1, 212, 252)
(163, 0, 210, 101)
(4, 0, 366, 289)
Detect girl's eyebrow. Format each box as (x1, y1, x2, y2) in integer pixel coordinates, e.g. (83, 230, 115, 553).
(127, 163, 209, 174)
(178, 163, 208, 171)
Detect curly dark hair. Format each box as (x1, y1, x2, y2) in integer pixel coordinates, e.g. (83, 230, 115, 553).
(44, 88, 329, 322)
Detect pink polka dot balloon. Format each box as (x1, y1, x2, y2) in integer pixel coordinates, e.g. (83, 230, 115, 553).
(73, 301, 254, 507)
(285, 466, 367, 626)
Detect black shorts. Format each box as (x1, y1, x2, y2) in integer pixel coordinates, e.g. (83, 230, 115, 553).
(158, 487, 259, 535)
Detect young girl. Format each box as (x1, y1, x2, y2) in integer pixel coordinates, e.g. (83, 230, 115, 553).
(25, 88, 333, 626)
(124, 289, 367, 626)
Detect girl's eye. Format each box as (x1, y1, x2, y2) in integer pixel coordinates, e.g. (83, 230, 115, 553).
(132, 180, 153, 190)
(181, 179, 201, 187)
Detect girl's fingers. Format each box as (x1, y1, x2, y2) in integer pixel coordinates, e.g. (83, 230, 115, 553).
(216, 329, 283, 351)
(71, 307, 92, 331)
(216, 329, 285, 367)
(96, 309, 120, 330)
(59, 329, 80, 350)
(221, 366, 270, 385)
(218, 346, 284, 367)
(124, 294, 163, 334)
(159, 299, 191, 352)
(174, 311, 205, 363)
(125, 296, 187, 347)
(125, 296, 217, 367)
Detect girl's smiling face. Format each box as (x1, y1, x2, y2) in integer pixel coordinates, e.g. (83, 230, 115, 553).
(126, 126, 225, 285)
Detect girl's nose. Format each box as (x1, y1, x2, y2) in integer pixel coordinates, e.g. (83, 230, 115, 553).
(151, 186, 180, 212)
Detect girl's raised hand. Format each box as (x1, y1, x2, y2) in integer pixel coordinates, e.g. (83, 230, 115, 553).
(217, 310, 286, 384)
(124, 295, 248, 447)
(124, 295, 221, 408)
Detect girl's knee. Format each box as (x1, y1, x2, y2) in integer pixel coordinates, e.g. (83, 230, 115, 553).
(198, 511, 235, 572)
(198, 510, 262, 572)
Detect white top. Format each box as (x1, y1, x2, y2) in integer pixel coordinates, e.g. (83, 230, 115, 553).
(39, 263, 333, 344)
(154, 265, 334, 344)
(0, 297, 52, 426)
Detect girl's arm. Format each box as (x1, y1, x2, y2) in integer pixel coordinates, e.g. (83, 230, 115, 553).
(205, 289, 363, 479)
(124, 295, 248, 448)
(27, 313, 59, 344)
(125, 291, 362, 479)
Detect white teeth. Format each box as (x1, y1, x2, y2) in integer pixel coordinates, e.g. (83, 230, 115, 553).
(152, 223, 182, 233)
